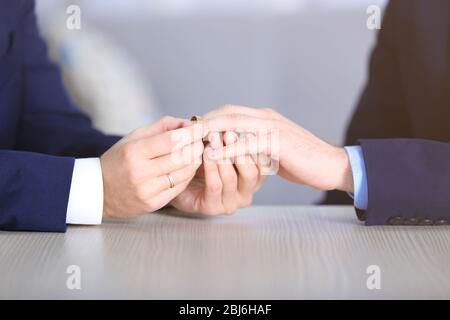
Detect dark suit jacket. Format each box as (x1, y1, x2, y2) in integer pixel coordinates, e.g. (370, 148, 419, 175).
(0, 1, 120, 231)
(324, 0, 450, 225)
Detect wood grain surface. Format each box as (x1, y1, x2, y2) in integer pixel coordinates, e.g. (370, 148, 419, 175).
(1, 206, 450, 299)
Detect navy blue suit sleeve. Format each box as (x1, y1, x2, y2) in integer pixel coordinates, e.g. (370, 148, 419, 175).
(360, 139, 450, 226)
(15, 0, 120, 157)
(0, 150, 74, 232)
(0, 1, 120, 232)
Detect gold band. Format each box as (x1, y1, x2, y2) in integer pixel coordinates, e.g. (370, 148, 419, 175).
(167, 174, 175, 189)
(190, 115, 203, 122)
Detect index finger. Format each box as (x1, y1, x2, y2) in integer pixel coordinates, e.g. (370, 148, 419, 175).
(137, 123, 205, 159)
(129, 116, 190, 141)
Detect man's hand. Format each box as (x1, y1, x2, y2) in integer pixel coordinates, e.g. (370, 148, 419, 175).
(170, 130, 265, 215)
(203, 105, 354, 193)
(100, 117, 204, 219)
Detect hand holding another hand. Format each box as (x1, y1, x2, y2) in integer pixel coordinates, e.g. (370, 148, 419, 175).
(99, 114, 264, 220)
(100, 116, 204, 219)
(203, 105, 354, 193)
(99, 104, 352, 221)
(170, 130, 265, 215)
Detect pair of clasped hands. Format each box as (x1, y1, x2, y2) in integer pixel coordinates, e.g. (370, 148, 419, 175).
(100, 105, 355, 219)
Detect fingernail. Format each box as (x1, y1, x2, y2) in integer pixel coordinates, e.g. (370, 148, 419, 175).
(225, 131, 237, 144)
(210, 133, 222, 149)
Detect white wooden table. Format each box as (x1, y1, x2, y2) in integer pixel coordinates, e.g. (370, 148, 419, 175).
(1, 206, 449, 299)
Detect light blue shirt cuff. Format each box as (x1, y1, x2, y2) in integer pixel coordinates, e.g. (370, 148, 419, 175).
(344, 146, 368, 210)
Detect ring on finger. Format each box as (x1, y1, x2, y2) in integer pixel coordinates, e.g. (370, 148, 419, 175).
(166, 173, 175, 189)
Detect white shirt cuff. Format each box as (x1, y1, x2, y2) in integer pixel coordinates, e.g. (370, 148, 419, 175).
(66, 158, 103, 225)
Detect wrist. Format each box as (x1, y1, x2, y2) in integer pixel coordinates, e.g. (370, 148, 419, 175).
(331, 147, 354, 193)
(102, 204, 112, 219)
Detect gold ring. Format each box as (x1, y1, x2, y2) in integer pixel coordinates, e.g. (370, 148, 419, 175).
(190, 115, 203, 122)
(166, 174, 175, 189)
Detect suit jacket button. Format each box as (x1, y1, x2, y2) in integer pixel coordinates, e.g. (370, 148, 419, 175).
(435, 219, 449, 226)
(404, 218, 419, 225)
(388, 216, 404, 225)
(418, 219, 434, 226)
